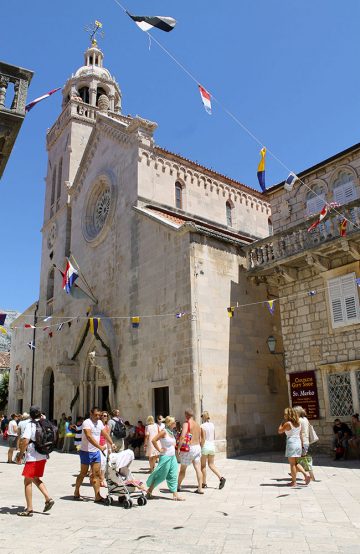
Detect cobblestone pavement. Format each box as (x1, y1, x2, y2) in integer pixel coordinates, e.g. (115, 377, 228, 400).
(1, 443, 360, 554)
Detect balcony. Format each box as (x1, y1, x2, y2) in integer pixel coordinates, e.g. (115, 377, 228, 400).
(245, 199, 360, 276)
(0, 61, 33, 179)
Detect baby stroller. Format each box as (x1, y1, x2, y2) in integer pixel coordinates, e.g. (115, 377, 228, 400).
(105, 449, 147, 508)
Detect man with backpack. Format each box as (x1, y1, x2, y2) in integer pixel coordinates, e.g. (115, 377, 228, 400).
(109, 408, 126, 451)
(15, 405, 56, 517)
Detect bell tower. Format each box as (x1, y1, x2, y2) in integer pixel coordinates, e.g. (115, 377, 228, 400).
(39, 27, 122, 317)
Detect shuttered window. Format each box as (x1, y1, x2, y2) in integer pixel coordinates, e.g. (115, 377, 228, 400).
(306, 193, 325, 216)
(333, 175, 357, 206)
(328, 272, 360, 328)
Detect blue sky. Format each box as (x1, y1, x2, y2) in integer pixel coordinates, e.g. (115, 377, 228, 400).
(2, 0, 360, 312)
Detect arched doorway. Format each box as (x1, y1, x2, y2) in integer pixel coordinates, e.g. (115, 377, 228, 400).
(82, 349, 112, 414)
(42, 368, 54, 421)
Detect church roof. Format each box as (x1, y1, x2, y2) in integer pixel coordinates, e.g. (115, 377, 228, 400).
(154, 146, 265, 200)
(0, 352, 10, 369)
(135, 204, 256, 245)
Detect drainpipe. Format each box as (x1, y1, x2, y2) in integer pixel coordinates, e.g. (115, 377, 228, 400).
(30, 301, 39, 405)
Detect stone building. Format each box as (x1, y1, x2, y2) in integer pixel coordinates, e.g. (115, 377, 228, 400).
(246, 143, 360, 446)
(9, 39, 288, 455)
(0, 61, 33, 179)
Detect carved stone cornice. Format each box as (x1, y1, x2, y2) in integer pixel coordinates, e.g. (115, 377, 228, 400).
(306, 253, 330, 272)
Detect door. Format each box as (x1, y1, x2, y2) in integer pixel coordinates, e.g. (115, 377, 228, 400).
(98, 386, 110, 411)
(154, 386, 169, 417)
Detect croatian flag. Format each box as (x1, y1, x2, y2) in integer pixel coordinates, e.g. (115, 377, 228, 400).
(198, 85, 212, 115)
(25, 87, 61, 112)
(62, 260, 79, 293)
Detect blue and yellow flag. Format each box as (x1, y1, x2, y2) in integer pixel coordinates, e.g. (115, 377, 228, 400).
(131, 316, 140, 328)
(89, 317, 100, 334)
(257, 147, 266, 193)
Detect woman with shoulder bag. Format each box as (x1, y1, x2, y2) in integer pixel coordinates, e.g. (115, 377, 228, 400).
(294, 406, 316, 481)
(278, 407, 310, 487)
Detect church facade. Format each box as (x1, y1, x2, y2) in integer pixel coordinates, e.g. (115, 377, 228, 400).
(9, 41, 288, 455)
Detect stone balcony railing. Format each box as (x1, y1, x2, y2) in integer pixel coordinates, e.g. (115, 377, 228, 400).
(246, 199, 360, 270)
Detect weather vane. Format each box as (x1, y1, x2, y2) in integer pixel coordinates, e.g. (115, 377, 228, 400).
(84, 20, 104, 46)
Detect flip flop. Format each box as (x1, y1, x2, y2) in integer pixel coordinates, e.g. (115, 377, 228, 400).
(17, 511, 33, 517)
(94, 497, 106, 504)
(194, 489, 204, 494)
(73, 496, 84, 501)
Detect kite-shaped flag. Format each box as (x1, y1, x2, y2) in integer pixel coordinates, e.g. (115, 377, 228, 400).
(308, 290, 317, 297)
(198, 85, 212, 115)
(284, 172, 298, 192)
(0, 326, 7, 335)
(131, 316, 140, 328)
(266, 300, 275, 315)
(176, 312, 186, 319)
(43, 316, 52, 323)
(48, 331, 53, 338)
(24, 324, 35, 329)
(340, 218, 347, 237)
(227, 307, 235, 318)
(126, 12, 176, 32)
(25, 87, 61, 112)
(0, 314, 6, 326)
(307, 205, 328, 232)
(62, 260, 79, 294)
(27, 341, 36, 350)
(57, 323, 64, 332)
(257, 147, 267, 193)
(89, 317, 100, 334)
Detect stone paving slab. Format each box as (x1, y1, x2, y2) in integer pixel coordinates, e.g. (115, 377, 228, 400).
(0, 443, 360, 553)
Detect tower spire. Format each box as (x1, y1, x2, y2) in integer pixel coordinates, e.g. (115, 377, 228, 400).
(85, 20, 104, 47)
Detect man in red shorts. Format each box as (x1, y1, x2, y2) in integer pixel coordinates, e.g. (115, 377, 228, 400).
(15, 405, 54, 517)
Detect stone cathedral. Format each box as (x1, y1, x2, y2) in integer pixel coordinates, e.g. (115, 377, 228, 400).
(9, 39, 288, 455)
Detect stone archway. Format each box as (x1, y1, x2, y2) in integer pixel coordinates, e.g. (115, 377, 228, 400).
(81, 346, 112, 414)
(42, 367, 54, 421)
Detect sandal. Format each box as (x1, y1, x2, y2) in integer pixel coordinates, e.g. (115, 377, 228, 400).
(17, 510, 33, 517)
(73, 496, 84, 501)
(43, 499, 55, 513)
(94, 497, 106, 504)
(194, 489, 204, 494)
(173, 496, 185, 501)
(202, 483, 208, 488)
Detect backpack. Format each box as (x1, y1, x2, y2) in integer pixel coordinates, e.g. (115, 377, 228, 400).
(112, 418, 126, 439)
(32, 419, 58, 455)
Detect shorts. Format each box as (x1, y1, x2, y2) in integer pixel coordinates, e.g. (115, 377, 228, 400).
(8, 436, 18, 448)
(179, 444, 202, 466)
(22, 460, 46, 478)
(79, 450, 101, 465)
(201, 441, 215, 456)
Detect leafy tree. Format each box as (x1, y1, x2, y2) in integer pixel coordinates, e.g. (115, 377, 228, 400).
(0, 371, 9, 411)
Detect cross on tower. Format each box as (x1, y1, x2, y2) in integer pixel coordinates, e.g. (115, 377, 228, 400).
(84, 20, 104, 46)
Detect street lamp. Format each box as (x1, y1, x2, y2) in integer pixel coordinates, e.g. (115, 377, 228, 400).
(267, 335, 285, 368)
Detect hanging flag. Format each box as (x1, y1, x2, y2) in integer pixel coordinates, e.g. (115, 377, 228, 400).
(24, 324, 35, 329)
(307, 204, 328, 232)
(126, 12, 176, 32)
(308, 290, 317, 297)
(57, 323, 64, 332)
(43, 327, 49, 332)
(62, 260, 79, 294)
(0, 314, 6, 326)
(266, 300, 275, 315)
(48, 331, 53, 338)
(198, 85, 212, 115)
(227, 307, 234, 318)
(89, 317, 100, 334)
(176, 312, 186, 319)
(27, 341, 36, 350)
(284, 172, 298, 192)
(339, 218, 347, 237)
(25, 87, 61, 112)
(131, 316, 140, 328)
(355, 277, 360, 287)
(43, 316, 52, 323)
(0, 326, 7, 334)
(257, 147, 266, 193)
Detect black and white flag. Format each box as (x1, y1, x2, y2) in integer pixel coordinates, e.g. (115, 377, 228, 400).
(27, 341, 36, 350)
(127, 12, 176, 33)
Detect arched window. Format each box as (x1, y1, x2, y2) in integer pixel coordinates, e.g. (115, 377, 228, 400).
(56, 158, 62, 202)
(78, 86, 89, 104)
(175, 182, 183, 209)
(50, 165, 57, 217)
(268, 217, 273, 236)
(226, 201, 233, 227)
(333, 172, 357, 205)
(306, 185, 326, 216)
(46, 268, 54, 302)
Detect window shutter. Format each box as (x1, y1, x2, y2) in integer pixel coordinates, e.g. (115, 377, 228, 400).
(328, 278, 344, 326)
(306, 194, 325, 215)
(328, 273, 360, 328)
(334, 179, 357, 205)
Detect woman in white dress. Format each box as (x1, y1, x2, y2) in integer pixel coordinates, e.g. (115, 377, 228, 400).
(278, 407, 310, 487)
(200, 412, 226, 489)
(144, 416, 159, 473)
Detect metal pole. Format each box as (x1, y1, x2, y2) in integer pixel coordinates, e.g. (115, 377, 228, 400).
(30, 301, 39, 405)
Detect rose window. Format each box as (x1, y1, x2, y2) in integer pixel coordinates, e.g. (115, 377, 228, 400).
(83, 177, 114, 243)
(94, 189, 110, 233)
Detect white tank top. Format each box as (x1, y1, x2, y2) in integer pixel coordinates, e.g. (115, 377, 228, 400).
(159, 429, 176, 456)
(285, 422, 301, 438)
(201, 421, 215, 442)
